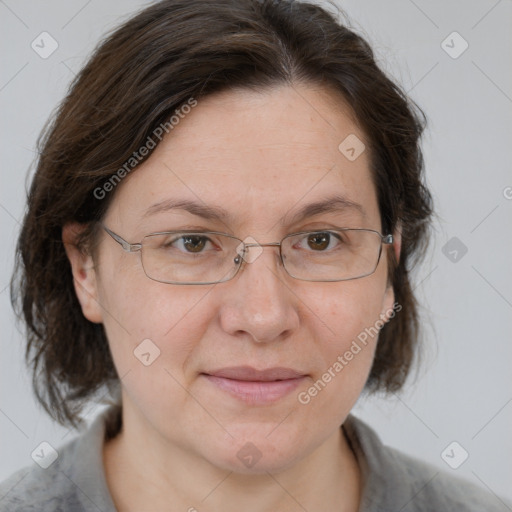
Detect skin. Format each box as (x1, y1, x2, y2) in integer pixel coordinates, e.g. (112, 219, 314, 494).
(63, 82, 401, 512)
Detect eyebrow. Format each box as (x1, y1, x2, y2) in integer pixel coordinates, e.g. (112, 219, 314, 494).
(143, 194, 366, 226)
(284, 194, 366, 225)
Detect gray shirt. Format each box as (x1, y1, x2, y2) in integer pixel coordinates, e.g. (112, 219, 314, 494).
(0, 404, 509, 511)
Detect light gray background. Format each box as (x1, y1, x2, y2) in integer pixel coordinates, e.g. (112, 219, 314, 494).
(1, 0, 511, 505)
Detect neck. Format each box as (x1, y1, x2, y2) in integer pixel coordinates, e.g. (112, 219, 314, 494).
(103, 404, 361, 512)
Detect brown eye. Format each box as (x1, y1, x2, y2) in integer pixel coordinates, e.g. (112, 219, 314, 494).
(306, 232, 340, 251)
(182, 235, 207, 253)
(307, 232, 329, 251)
(158, 234, 212, 254)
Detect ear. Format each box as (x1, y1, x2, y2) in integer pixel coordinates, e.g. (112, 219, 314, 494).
(380, 222, 402, 322)
(62, 223, 103, 324)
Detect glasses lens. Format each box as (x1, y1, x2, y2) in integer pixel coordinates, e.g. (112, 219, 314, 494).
(281, 229, 382, 281)
(141, 232, 239, 284)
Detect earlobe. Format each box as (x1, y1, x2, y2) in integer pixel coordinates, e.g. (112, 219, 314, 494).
(62, 223, 103, 324)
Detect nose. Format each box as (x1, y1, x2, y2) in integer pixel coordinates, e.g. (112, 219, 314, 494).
(218, 243, 299, 344)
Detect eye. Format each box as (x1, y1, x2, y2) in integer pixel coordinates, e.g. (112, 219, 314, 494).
(164, 234, 215, 254)
(297, 231, 344, 252)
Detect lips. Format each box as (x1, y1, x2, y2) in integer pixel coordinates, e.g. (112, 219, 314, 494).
(202, 366, 308, 404)
(205, 366, 305, 381)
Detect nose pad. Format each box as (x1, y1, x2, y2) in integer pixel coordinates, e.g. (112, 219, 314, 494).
(233, 239, 285, 278)
(235, 237, 264, 264)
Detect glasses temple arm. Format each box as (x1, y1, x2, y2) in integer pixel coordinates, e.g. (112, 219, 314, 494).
(101, 224, 142, 252)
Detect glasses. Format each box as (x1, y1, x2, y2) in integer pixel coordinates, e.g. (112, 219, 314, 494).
(101, 224, 393, 285)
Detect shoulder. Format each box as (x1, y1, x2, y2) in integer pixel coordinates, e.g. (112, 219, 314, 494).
(0, 404, 120, 512)
(385, 445, 510, 512)
(0, 440, 83, 511)
(344, 414, 512, 512)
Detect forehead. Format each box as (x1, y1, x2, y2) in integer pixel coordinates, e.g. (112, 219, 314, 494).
(105, 83, 380, 233)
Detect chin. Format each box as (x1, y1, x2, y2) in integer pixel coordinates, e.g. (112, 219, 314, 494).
(199, 426, 312, 475)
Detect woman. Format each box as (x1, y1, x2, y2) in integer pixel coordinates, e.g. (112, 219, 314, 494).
(0, 0, 509, 510)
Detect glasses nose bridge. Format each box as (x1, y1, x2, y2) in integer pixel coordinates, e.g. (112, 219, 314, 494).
(241, 240, 283, 258)
(244, 241, 281, 249)
(238, 240, 284, 269)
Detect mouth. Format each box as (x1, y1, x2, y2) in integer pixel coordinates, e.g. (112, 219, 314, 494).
(201, 366, 308, 404)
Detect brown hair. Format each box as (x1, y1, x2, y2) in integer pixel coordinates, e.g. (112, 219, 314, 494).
(11, 0, 433, 428)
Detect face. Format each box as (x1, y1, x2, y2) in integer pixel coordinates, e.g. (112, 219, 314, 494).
(67, 83, 399, 474)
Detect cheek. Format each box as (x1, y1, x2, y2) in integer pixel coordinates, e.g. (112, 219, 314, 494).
(298, 280, 387, 410)
(96, 259, 214, 374)
(97, 278, 217, 425)
(305, 279, 387, 349)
